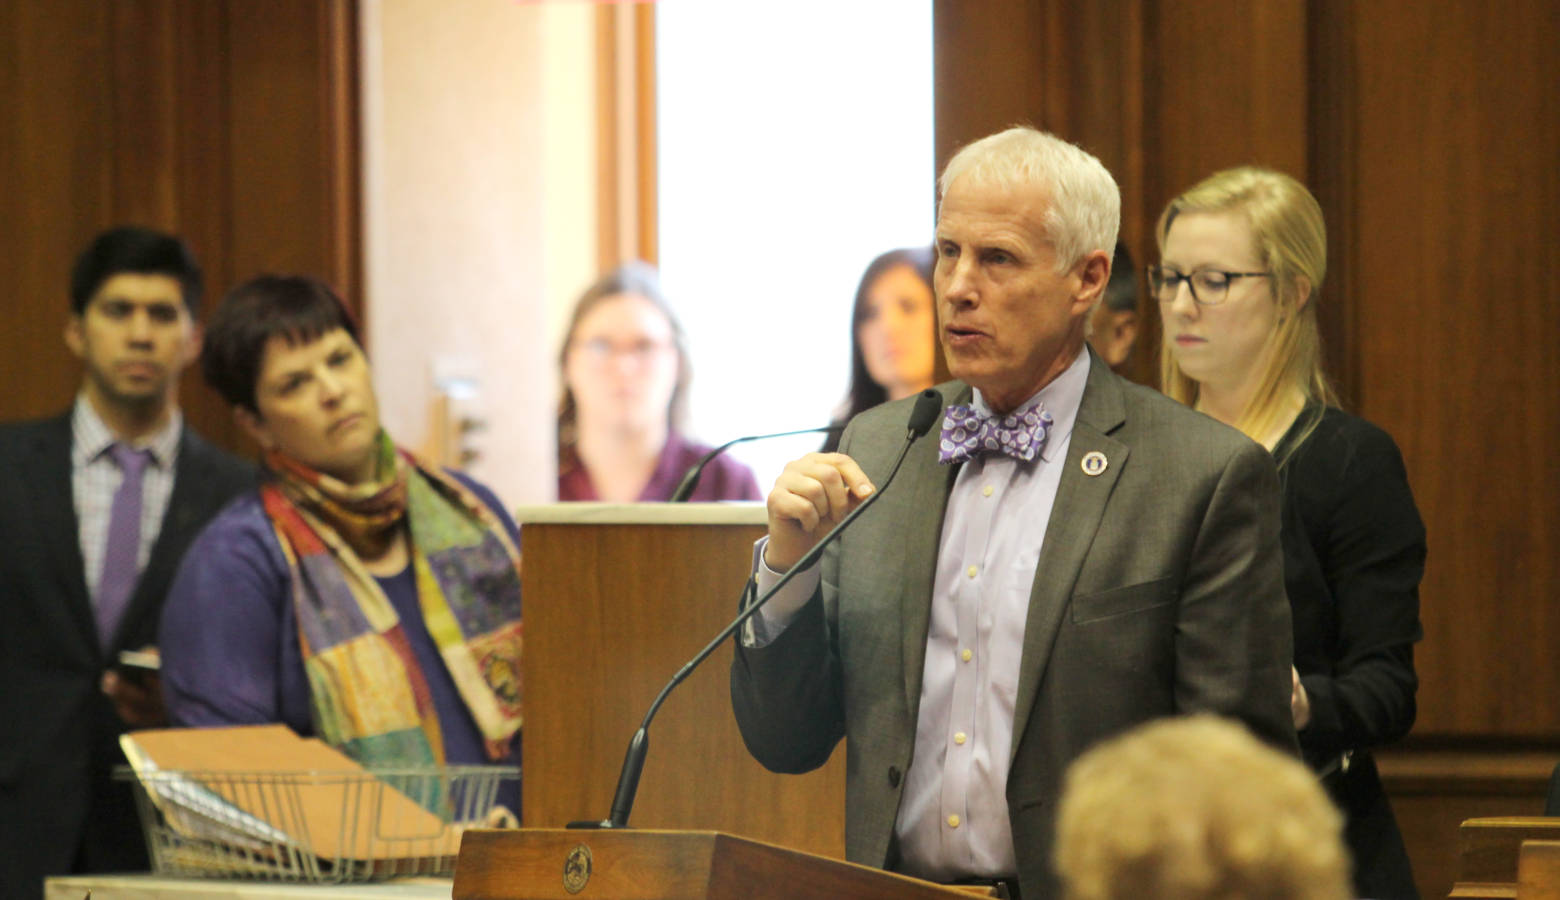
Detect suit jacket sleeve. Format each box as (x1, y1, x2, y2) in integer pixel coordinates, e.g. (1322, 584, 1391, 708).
(159, 497, 302, 729)
(728, 427, 855, 774)
(729, 580, 847, 773)
(1295, 422, 1424, 754)
(1175, 439, 1298, 751)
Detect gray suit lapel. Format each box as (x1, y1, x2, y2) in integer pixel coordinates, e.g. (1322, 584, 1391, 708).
(1009, 355, 1129, 760)
(899, 383, 968, 722)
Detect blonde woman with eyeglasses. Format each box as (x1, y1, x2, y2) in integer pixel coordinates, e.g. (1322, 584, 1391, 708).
(1155, 167, 1425, 899)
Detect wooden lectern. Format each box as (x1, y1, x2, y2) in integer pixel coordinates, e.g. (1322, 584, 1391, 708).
(515, 504, 845, 856)
(454, 829, 991, 899)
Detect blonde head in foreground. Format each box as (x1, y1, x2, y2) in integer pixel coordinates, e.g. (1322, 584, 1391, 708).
(1054, 715, 1350, 900)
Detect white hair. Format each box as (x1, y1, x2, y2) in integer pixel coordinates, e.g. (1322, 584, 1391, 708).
(939, 127, 1121, 272)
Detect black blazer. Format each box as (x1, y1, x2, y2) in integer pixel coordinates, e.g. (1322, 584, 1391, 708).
(1277, 406, 1425, 900)
(0, 412, 253, 898)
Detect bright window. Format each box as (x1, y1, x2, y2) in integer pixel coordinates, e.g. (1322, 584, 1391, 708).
(657, 0, 935, 491)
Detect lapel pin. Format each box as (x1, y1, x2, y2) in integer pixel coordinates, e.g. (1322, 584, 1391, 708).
(1080, 451, 1108, 476)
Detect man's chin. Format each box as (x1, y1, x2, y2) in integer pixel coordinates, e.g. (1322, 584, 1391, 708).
(944, 358, 989, 388)
(102, 381, 172, 410)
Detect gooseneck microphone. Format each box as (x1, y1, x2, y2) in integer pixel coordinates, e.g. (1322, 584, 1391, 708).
(574, 389, 943, 830)
(668, 425, 845, 502)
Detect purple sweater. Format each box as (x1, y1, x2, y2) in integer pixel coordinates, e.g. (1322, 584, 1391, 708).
(557, 432, 762, 502)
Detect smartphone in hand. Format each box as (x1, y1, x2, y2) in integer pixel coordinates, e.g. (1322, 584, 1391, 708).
(114, 648, 161, 686)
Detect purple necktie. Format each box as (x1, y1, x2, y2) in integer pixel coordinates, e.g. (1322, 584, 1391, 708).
(98, 443, 153, 649)
(938, 403, 1053, 465)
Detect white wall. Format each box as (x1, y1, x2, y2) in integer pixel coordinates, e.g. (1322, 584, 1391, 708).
(360, 0, 597, 507)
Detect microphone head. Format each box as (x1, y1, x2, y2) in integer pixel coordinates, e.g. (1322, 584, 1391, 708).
(908, 389, 943, 437)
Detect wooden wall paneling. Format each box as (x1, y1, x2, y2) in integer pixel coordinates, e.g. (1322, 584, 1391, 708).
(107, 0, 238, 450)
(0, 1, 116, 422)
(169, 0, 235, 292)
(1305, 0, 1361, 409)
(1350, 0, 1560, 739)
(109, 0, 180, 227)
(323, 0, 361, 302)
(224, 0, 358, 292)
(932, 0, 1049, 174)
(166, 0, 252, 453)
(0, 0, 359, 458)
(1145, 0, 1309, 208)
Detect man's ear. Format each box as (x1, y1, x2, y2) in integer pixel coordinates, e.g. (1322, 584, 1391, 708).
(180, 323, 205, 370)
(64, 316, 85, 360)
(1074, 250, 1112, 313)
(233, 405, 274, 450)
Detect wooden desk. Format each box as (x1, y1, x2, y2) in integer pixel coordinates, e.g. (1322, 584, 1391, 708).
(1449, 818, 1560, 900)
(1378, 749, 1558, 898)
(44, 874, 452, 900)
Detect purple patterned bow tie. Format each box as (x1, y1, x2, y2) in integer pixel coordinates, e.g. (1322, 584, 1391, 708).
(938, 402, 1053, 465)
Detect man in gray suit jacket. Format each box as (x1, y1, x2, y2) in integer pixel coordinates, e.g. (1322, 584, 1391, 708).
(730, 128, 1295, 899)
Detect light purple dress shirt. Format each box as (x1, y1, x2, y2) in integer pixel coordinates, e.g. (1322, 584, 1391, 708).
(746, 347, 1091, 882)
(70, 394, 181, 607)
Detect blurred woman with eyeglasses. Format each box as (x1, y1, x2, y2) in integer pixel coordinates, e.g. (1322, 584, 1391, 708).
(556, 262, 760, 502)
(1154, 167, 1425, 899)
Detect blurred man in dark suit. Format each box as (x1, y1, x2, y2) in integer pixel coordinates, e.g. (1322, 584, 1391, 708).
(0, 227, 253, 898)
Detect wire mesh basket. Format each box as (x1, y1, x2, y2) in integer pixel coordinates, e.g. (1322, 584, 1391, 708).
(115, 765, 520, 882)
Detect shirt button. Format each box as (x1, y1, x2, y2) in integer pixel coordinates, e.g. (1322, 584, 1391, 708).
(947, 814, 961, 828)
(967, 565, 977, 579)
(982, 485, 994, 497)
(954, 732, 967, 745)
(961, 648, 973, 662)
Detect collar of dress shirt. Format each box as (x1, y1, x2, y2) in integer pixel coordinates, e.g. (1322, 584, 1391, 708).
(968, 346, 1091, 465)
(71, 392, 183, 470)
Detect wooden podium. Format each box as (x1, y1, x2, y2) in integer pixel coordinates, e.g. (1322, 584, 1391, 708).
(454, 829, 989, 899)
(514, 504, 846, 857)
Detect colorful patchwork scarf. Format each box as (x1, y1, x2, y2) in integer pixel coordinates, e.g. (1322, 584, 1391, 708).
(259, 432, 523, 767)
